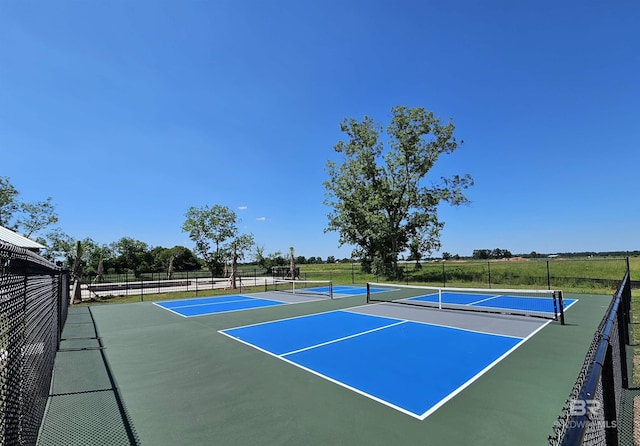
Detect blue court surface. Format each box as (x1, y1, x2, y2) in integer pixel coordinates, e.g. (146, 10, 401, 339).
(408, 291, 576, 316)
(154, 295, 284, 317)
(152, 286, 387, 317)
(220, 310, 537, 419)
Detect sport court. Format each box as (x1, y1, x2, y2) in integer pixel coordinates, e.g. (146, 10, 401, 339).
(153, 284, 385, 317)
(219, 287, 576, 420)
(40, 284, 607, 446)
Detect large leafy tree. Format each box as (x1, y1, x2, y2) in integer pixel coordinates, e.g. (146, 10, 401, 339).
(110, 237, 152, 277)
(182, 204, 253, 276)
(324, 106, 473, 278)
(150, 246, 202, 273)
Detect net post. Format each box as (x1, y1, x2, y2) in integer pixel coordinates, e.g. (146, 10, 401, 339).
(329, 282, 333, 300)
(438, 288, 442, 310)
(556, 290, 565, 325)
(366, 283, 370, 303)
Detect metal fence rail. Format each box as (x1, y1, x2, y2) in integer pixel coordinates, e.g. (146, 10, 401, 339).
(548, 269, 631, 445)
(0, 241, 69, 446)
(77, 257, 631, 301)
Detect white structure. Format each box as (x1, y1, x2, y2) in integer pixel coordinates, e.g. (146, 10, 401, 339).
(0, 225, 45, 251)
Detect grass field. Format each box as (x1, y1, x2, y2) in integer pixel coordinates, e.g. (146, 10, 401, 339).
(295, 256, 634, 294)
(84, 256, 636, 305)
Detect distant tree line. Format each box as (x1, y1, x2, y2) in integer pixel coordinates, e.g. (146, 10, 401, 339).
(2, 175, 636, 282)
(471, 249, 513, 260)
(439, 249, 639, 261)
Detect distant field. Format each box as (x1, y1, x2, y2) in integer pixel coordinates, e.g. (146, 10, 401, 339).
(83, 256, 636, 305)
(296, 256, 635, 294)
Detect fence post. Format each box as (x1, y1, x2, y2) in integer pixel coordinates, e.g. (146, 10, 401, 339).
(442, 262, 446, 288)
(602, 346, 620, 444)
(405, 261, 408, 285)
(487, 261, 491, 289)
(351, 262, 355, 284)
(547, 260, 551, 290)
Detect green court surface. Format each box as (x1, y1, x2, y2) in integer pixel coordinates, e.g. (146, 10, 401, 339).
(38, 291, 613, 446)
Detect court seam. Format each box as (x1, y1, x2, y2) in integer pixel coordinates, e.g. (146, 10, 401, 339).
(280, 320, 408, 357)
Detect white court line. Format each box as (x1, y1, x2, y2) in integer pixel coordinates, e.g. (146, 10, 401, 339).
(151, 303, 190, 318)
(218, 327, 425, 419)
(153, 296, 287, 318)
(416, 319, 551, 420)
(166, 296, 251, 309)
(219, 308, 539, 419)
(280, 320, 407, 357)
(465, 295, 501, 306)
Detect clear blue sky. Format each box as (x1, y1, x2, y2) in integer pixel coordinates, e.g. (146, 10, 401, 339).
(1, 1, 638, 259)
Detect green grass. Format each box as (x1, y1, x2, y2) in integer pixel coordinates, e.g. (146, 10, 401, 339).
(299, 256, 633, 293)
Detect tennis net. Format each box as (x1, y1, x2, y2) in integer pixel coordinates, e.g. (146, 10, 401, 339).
(266, 279, 333, 299)
(366, 282, 565, 323)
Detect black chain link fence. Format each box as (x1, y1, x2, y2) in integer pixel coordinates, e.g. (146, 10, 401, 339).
(0, 241, 69, 446)
(548, 268, 631, 445)
(76, 257, 632, 301)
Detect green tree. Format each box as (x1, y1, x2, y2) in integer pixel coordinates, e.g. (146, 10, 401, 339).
(40, 228, 76, 265)
(40, 231, 112, 276)
(182, 205, 252, 277)
(473, 249, 491, 260)
(17, 198, 58, 237)
(111, 237, 152, 276)
(150, 246, 201, 272)
(0, 176, 58, 237)
(0, 176, 19, 228)
(324, 106, 473, 279)
(182, 205, 237, 275)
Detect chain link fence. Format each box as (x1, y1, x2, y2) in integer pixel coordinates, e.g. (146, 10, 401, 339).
(548, 268, 631, 445)
(0, 241, 69, 446)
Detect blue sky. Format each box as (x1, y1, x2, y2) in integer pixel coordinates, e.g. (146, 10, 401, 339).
(1, 1, 638, 259)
